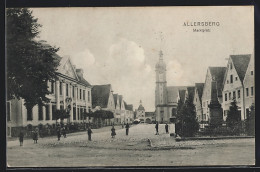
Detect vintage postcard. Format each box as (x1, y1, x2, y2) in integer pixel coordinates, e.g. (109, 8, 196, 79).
(6, 6, 254, 167)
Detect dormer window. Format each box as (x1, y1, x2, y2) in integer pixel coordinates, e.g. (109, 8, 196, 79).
(251, 71, 254, 75)
(230, 63, 233, 69)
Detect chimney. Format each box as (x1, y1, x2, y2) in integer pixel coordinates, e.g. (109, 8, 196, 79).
(76, 69, 84, 78)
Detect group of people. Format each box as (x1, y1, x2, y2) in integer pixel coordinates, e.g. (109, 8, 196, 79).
(111, 122, 130, 138)
(155, 122, 169, 135)
(18, 123, 132, 145)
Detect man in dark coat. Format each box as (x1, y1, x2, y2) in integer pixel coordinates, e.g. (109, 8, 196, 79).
(87, 127, 93, 141)
(19, 131, 24, 146)
(125, 123, 130, 136)
(165, 123, 169, 134)
(57, 127, 61, 141)
(111, 125, 116, 138)
(155, 122, 159, 135)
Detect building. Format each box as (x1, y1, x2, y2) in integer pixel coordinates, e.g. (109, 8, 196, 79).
(243, 54, 255, 117)
(118, 95, 126, 124)
(155, 50, 188, 123)
(136, 100, 145, 122)
(91, 84, 115, 125)
(144, 112, 156, 123)
(7, 55, 92, 137)
(222, 54, 252, 121)
(124, 102, 134, 123)
(201, 67, 226, 126)
(193, 83, 204, 128)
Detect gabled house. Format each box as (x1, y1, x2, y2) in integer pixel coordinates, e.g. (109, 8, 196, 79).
(184, 86, 195, 102)
(202, 67, 226, 126)
(91, 84, 115, 125)
(222, 54, 251, 121)
(119, 95, 125, 123)
(124, 102, 134, 123)
(243, 54, 255, 118)
(193, 83, 204, 124)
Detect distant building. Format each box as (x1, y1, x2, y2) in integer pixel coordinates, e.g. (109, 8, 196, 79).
(222, 54, 253, 121)
(136, 100, 145, 122)
(201, 67, 226, 126)
(124, 102, 134, 123)
(145, 112, 156, 123)
(7, 56, 92, 137)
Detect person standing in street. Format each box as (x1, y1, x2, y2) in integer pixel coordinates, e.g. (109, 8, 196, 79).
(33, 128, 38, 143)
(57, 127, 61, 141)
(111, 125, 116, 138)
(62, 127, 67, 138)
(155, 122, 159, 135)
(19, 131, 24, 146)
(165, 123, 169, 134)
(87, 126, 93, 141)
(125, 123, 130, 136)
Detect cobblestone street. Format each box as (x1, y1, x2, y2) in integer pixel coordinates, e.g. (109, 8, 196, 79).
(7, 124, 255, 167)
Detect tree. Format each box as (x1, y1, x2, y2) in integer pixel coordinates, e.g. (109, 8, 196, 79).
(245, 104, 255, 136)
(175, 99, 184, 136)
(6, 8, 60, 115)
(226, 99, 241, 132)
(176, 95, 199, 137)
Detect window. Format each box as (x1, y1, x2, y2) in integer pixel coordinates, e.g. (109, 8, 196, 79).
(230, 63, 232, 69)
(230, 75, 233, 84)
(66, 84, 68, 96)
(7, 102, 11, 121)
(251, 87, 254, 96)
(51, 80, 55, 94)
(60, 105, 64, 110)
(38, 104, 43, 120)
(246, 88, 249, 97)
(229, 92, 231, 100)
(80, 89, 82, 99)
(233, 91, 236, 99)
(238, 90, 241, 99)
(73, 107, 76, 120)
(27, 107, 33, 121)
(227, 80, 229, 84)
(251, 71, 254, 75)
(77, 88, 78, 99)
(88, 91, 90, 102)
(45, 104, 50, 120)
(60, 82, 63, 95)
(77, 107, 80, 120)
(235, 77, 238, 81)
(225, 93, 227, 101)
(83, 90, 85, 100)
(80, 108, 83, 120)
(52, 104, 56, 120)
(72, 86, 75, 97)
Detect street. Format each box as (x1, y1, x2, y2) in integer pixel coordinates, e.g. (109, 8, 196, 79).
(7, 124, 255, 167)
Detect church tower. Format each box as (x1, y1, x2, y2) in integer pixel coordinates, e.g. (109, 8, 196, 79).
(155, 50, 167, 122)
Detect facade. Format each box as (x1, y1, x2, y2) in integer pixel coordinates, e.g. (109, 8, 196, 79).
(222, 54, 252, 121)
(113, 94, 121, 124)
(201, 67, 226, 126)
(119, 95, 126, 124)
(193, 83, 204, 123)
(7, 56, 92, 136)
(243, 54, 255, 118)
(144, 112, 156, 123)
(124, 102, 134, 123)
(155, 50, 187, 123)
(91, 84, 115, 125)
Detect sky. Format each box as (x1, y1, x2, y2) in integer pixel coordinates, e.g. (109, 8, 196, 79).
(31, 6, 254, 111)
